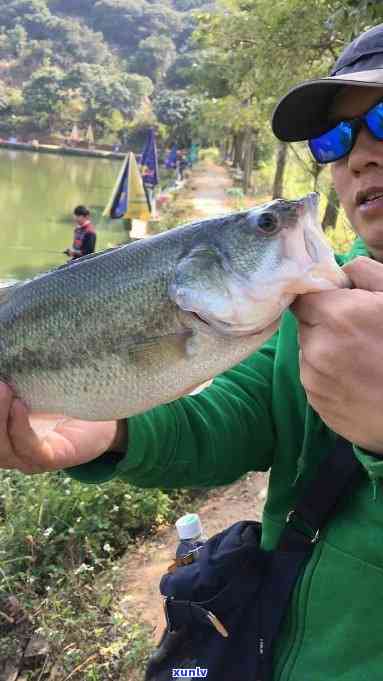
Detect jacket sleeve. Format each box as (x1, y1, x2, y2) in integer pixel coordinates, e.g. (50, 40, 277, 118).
(66, 333, 278, 489)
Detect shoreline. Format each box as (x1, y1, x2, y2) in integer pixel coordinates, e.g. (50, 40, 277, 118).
(0, 141, 126, 161)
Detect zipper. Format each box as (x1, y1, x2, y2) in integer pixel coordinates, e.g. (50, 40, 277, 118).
(256, 635, 265, 681)
(274, 545, 322, 681)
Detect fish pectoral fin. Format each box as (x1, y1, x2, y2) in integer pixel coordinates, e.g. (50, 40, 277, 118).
(169, 245, 231, 319)
(120, 331, 193, 366)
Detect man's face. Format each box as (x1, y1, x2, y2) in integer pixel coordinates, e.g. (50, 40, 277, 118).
(74, 214, 86, 226)
(330, 85, 383, 262)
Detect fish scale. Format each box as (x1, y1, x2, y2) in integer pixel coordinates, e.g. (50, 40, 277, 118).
(0, 195, 348, 420)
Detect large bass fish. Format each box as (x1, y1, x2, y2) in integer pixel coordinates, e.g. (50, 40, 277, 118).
(0, 193, 348, 420)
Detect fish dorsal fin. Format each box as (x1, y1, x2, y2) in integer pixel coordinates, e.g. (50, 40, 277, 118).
(54, 244, 128, 273)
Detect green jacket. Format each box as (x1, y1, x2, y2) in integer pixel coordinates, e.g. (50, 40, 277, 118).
(69, 237, 383, 681)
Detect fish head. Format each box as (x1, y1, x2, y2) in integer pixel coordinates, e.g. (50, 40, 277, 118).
(170, 193, 350, 337)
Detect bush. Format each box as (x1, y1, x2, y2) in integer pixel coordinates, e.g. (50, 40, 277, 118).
(225, 187, 246, 211)
(0, 469, 194, 592)
(198, 147, 220, 162)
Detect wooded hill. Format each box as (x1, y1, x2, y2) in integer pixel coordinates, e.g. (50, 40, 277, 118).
(0, 0, 212, 143)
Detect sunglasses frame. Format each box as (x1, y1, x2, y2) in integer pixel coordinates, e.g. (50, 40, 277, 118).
(308, 98, 383, 164)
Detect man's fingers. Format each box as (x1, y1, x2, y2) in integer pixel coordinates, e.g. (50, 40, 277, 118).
(292, 256, 383, 327)
(292, 286, 378, 329)
(291, 288, 351, 326)
(0, 384, 17, 467)
(342, 256, 383, 291)
(8, 399, 54, 473)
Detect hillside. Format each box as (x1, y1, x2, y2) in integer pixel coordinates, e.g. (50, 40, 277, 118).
(0, 0, 213, 143)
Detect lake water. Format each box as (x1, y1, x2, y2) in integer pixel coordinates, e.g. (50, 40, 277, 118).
(0, 148, 128, 283)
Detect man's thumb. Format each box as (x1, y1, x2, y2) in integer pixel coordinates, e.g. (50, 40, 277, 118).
(342, 256, 383, 292)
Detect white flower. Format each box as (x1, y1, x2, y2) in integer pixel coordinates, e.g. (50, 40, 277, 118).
(75, 563, 94, 574)
(111, 505, 119, 512)
(68, 528, 75, 535)
(43, 527, 54, 538)
(103, 543, 112, 553)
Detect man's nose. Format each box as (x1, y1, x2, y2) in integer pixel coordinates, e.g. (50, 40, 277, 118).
(347, 124, 383, 173)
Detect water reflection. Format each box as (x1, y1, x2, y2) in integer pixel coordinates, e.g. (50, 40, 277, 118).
(0, 148, 126, 281)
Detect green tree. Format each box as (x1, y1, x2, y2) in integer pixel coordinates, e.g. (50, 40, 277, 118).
(0, 0, 57, 40)
(154, 89, 200, 145)
(132, 35, 177, 82)
(53, 17, 115, 68)
(22, 65, 65, 130)
(64, 64, 153, 134)
(92, 0, 146, 49)
(0, 25, 29, 58)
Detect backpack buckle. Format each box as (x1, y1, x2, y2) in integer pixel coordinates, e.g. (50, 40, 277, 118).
(286, 510, 320, 544)
(206, 610, 229, 638)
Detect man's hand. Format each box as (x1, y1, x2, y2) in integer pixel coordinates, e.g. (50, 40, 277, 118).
(291, 256, 383, 453)
(0, 383, 127, 474)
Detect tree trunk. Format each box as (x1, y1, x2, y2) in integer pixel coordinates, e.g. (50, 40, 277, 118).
(226, 137, 234, 163)
(272, 141, 288, 199)
(224, 137, 232, 162)
(232, 132, 245, 168)
(242, 129, 256, 194)
(322, 186, 340, 231)
(312, 161, 324, 192)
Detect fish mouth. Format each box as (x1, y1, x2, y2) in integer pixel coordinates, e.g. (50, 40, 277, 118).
(187, 308, 282, 338)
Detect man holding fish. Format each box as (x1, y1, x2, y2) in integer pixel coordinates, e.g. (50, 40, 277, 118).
(2, 22, 383, 681)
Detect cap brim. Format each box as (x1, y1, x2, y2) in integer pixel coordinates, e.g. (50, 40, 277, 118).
(272, 68, 383, 142)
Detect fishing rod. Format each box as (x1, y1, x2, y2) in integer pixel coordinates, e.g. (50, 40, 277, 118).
(0, 245, 64, 255)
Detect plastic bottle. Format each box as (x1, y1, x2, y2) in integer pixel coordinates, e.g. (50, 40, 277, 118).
(175, 512, 207, 561)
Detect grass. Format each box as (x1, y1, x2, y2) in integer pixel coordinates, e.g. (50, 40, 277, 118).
(0, 469, 200, 679)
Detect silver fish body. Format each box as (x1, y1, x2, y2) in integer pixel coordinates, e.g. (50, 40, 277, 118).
(0, 193, 348, 420)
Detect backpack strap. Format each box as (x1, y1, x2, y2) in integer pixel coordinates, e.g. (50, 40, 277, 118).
(278, 437, 363, 551)
(258, 438, 364, 680)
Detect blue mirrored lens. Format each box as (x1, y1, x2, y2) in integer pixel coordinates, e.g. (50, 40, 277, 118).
(364, 101, 383, 140)
(309, 122, 354, 163)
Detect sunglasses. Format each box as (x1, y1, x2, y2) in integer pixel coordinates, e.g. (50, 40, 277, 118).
(308, 99, 383, 164)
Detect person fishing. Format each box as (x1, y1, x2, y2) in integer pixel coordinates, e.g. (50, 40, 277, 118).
(64, 205, 96, 260)
(3, 21, 383, 680)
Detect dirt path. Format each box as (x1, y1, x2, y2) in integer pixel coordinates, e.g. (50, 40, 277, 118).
(115, 160, 268, 651)
(130, 158, 233, 240)
(184, 159, 233, 218)
(117, 474, 267, 643)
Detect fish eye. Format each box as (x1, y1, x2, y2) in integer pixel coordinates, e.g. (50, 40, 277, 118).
(257, 212, 279, 235)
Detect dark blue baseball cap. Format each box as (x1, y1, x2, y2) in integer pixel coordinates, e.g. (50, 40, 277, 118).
(272, 23, 383, 142)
